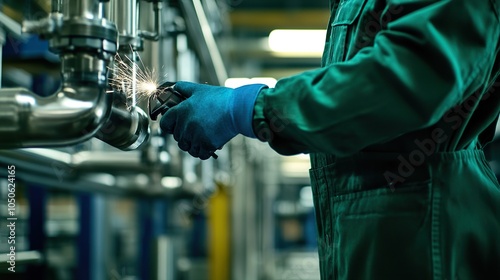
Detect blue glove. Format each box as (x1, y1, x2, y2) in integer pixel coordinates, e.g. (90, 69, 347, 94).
(160, 81, 267, 160)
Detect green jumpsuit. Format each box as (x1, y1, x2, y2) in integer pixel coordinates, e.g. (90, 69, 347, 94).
(252, 0, 500, 279)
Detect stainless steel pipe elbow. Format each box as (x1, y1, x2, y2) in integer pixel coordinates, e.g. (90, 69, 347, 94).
(0, 85, 110, 148)
(0, 0, 151, 150)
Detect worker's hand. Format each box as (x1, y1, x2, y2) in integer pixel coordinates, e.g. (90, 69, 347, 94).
(160, 81, 266, 160)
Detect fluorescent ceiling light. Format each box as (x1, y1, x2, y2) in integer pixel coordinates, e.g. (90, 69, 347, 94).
(268, 29, 326, 56)
(161, 176, 183, 189)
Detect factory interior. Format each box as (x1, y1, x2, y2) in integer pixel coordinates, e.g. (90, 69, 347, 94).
(0, 0, 499, 280)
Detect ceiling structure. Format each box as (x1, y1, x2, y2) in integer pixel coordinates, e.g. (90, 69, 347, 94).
(225, 0, 330, 79)
(0, 0, 330, 81)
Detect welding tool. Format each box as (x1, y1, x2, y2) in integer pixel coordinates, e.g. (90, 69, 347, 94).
(148, 82, 185, 120)
(148, 82, 218, 159)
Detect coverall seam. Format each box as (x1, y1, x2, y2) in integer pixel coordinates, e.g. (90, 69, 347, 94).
(450, 53, 492, 122)
(478, 151, 500, 187)
(341, 211, 424, 218)
(430, 179, 442, 280)
(489, 0, 500, 21)
(332, 182, 430, 201)
(459, 18, 499, 103)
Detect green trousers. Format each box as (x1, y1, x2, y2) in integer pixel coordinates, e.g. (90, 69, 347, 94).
(309, 150, 500, 279)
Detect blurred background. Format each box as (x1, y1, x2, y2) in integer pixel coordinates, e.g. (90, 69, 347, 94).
(0, 1, 498, 280)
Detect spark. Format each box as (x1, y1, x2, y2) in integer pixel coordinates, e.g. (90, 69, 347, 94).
(108, 51, 167, 104)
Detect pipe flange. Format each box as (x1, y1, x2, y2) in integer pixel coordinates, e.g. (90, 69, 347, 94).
(61, 53, 108, 85)
(50, 37, 117, 56)
(49, 18, 118, 58)
(59, 19, 117, 42)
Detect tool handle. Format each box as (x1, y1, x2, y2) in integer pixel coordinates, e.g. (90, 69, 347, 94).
(148, 83, 218, 159)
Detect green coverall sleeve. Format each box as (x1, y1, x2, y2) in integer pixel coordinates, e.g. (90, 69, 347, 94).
(252, 0, 500, 156)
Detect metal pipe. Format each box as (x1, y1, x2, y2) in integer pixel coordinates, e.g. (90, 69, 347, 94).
(109, 0, 138, 39)
(94, 103, 151, 151)
(108, 0, 141, 108)
(152, 236, 176, 280)
(0, 47, 112, 149)
(0, 87, 108, 148)
(52, 0, 63, 13)
(0, 251, 43, 267)
(63, 0, 101, 20)
(0, 54, 111, 148)
(0, 149, 198, 198)
(108, 49, 139, 109)
(0, 148, 150, 174)
(0, 50, 150, 150)
(0, 30, 3, 88)
(0, 12, 24, 88)
(139, 2, 162, 41)
(178, 0, 228, 85)
(1, 0, 150, 150)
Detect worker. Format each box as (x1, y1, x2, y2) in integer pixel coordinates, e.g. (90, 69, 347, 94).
(160, 0, 500, 279)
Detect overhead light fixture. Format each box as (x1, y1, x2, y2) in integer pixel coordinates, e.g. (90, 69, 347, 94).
(268, 29, 326, 57)
(161, 176, 183, 189)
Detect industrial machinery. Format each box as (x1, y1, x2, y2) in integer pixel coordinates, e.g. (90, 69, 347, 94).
(0, 1, 322, 279)
(1, 0, 145, 150)
(0, 0, 228, 148)
(0, 0, 232, 279)
(0, 0, 231, 192)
